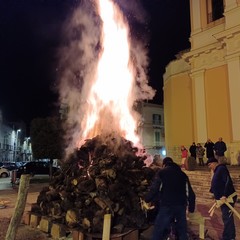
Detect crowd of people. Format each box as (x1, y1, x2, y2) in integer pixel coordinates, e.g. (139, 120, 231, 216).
(143, 137, 237, 240)
(181, 137, 227, 167)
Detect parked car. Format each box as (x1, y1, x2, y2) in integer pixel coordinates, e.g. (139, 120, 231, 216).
(0, 167, 10, 178)
(2, 162, 22, 171)
(16, 161, 59, 178)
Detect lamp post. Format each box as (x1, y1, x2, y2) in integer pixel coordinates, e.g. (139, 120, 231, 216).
(24, 137, 31, 161)
(14, 129, 21, 161)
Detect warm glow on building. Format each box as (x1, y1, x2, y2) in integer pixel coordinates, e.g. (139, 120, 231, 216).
(164, 0, 240, 164)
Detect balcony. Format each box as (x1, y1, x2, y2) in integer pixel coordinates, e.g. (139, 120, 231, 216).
(153, 122, 164, 130)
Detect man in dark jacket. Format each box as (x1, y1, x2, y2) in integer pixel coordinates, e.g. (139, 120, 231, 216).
(207, 158, 237, 240)
(189, 142, 197, 159)
(204, 138, 215, 160)
(145, 157, 196, 240)
(214, 137, 227, 162)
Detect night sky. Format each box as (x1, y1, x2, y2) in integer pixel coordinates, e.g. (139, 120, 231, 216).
(0, 0, 190, 126)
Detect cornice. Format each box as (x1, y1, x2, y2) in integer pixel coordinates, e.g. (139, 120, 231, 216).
(183, 42, 224, 62)
(163, 58, 190, 83)
(213, 25, 240, 40)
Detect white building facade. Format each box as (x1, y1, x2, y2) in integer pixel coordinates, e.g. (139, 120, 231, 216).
(137, 102, 165, 157)
(0, 110, 32, 162)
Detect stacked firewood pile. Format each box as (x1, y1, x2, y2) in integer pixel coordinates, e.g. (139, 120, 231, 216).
(32, 134, 156, 233)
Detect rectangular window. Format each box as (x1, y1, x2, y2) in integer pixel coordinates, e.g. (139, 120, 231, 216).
(212, 0, 224, 21)
(154, 131, 161, 146)
(152, 114, 161, 125)
(207, 0, 224, 23)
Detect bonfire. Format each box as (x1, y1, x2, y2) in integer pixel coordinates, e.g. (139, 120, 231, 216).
(33, 134, 155, 233)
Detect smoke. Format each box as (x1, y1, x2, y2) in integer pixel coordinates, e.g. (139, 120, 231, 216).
(114, 0, 156, 102)
(114, 0, 149, 24)
(57, 0, 155, 157)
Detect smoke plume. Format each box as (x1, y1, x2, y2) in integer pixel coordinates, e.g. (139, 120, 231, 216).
(57, 0, 155, 157)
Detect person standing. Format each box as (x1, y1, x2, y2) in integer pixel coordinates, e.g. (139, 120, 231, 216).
(181, 146, 188, 168)
(196, 143, 205, 166)
(204, 138, 215, 160)
(189, 142, 197, 159)
(214, 137, 227, 163)
(144, 157, 196, 240)
(207, 158, 237, 240)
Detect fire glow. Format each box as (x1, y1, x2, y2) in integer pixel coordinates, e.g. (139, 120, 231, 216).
(59, 0, 155, 154)
(80, 0, 139, 145)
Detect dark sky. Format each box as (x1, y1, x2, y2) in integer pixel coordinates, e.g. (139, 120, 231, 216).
(0, 0, 190, 126)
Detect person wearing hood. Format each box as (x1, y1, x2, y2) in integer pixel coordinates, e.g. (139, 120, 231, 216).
(144, 157, 196, 240)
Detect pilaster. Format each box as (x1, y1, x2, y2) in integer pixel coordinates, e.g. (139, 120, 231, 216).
(190, 0, 202, 34)
(190, 70, 207, 143)
(226, 54, 240, 141)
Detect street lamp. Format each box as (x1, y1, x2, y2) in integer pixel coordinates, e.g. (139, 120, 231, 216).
(24, 137, 31, 161)
(15, 129, 21, 161)
(16, 129, 21, 147)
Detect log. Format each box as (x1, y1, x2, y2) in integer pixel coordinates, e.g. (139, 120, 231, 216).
(32, 134, 154, 233)
(92, 210, 104, 233)
(5, 174, 31, 240)
(46, 189, 61, 202)
(112, 224, 124, 234)
(50, 201, 62, 216)
(94, 197, 108, 209)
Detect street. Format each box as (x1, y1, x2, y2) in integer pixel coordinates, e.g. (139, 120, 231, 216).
(0, 175, 50, 219)
(0, 174, 51, 190)
(0, 176, 13, 190)
(0, 175, 51, 240)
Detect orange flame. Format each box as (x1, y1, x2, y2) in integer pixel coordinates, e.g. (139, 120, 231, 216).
(78, 0, 140, 146)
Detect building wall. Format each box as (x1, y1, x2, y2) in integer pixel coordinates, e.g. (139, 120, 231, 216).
(163, 0, 240, 164)
(164, 72, 193, 145)
(0, 122, 15, 161)
(0, 110, 32, 162)
(164, 70, 194, 163)
(137, 102, 165, 157)
(204, 65, 232, 141)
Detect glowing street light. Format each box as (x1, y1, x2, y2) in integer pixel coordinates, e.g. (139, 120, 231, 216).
(14, 129, 21, 161)
(23, 137, 32, 161)
(16, 129, 21, 148)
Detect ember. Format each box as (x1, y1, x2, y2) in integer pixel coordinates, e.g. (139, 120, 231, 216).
(32, 134, 155, 234)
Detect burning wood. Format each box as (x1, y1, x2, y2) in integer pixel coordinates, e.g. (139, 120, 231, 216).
(32, 134, 155, 234)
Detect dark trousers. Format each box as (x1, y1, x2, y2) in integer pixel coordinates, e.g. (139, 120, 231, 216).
(151, 205, 187, 240)
(198, 157, 205, 166)
(221, 202, 236, 240)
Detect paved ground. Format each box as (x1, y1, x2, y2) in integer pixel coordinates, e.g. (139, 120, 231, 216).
(0, 181, 48, 218)
(196, 201, 240, 240)
(0, 177, 50, 240)
(0, 177, 240, 239)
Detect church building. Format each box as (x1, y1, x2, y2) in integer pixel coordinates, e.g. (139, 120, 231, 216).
(163, 0, 240, 164)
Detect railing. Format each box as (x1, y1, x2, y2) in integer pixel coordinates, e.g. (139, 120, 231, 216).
(152, 120, 162, 125)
